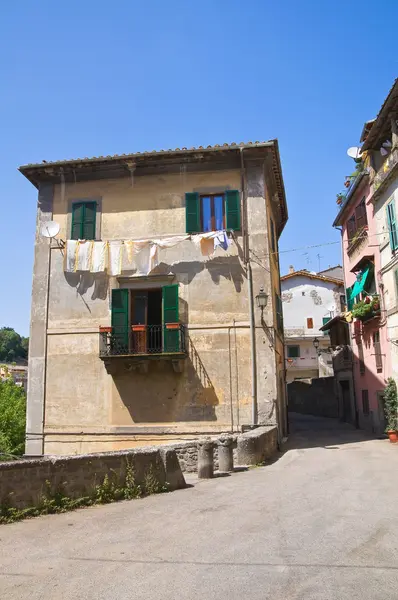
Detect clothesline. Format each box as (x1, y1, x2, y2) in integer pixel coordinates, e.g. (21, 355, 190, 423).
(64, 230, 232, 276)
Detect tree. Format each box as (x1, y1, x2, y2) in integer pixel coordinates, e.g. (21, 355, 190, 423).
(0, 378, 26, 457)
(0, 327, 28, 363)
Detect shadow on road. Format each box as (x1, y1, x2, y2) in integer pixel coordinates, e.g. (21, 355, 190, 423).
(284, 412, 380, 452)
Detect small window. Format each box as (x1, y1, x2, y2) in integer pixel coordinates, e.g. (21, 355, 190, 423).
(200, 194, 226, 232)
(387, 199, 398, 251)
(185, 190, 240, 233)
(71, 201, 96, 240)
(275, 293, 283, 333)
(373, 331, 383, 372)
(358, 341, 365, 375)
(287, 345, 300, 358)
(302, 291, 305, 296)
(362, 389, 370, 416)
(340, 295, 346, 312)
(307, 318, 314, 329)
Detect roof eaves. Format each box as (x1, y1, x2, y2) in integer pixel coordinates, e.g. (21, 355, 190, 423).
(361, 79, 398, 152)
(281, 271, 343, 285)
(18, 141, 275, 171)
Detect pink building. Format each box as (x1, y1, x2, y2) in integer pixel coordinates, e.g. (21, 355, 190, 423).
(333, 169, 390, 433)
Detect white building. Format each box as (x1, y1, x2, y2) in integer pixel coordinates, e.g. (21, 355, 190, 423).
(281, 267, 345, 382)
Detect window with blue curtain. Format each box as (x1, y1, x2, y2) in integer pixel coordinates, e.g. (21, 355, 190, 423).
(200, 194, 226, 232)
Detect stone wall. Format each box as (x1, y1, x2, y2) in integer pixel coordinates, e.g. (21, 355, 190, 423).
(287, 377, 338, 418)
(0, 447, 185, 510)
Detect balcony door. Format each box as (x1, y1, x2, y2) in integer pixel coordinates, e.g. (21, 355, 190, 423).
(131, 289, 162, 353)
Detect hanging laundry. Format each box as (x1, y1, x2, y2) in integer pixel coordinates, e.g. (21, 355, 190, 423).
(154, 235, 190, 249)
(132, 240, 153, 275)
(214, 231, 231, 251)
(108, 240, 123, 276)
(65, 240, 78, 273)
(76, 240, 93, 271)
(91, 241, 107, 273)
(124, 240, 135, 264)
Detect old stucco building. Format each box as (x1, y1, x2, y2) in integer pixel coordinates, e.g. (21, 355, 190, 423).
(20, 141, 288, 456)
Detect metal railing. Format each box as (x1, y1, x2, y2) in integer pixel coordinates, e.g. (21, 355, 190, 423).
(99, 324, 187, 357)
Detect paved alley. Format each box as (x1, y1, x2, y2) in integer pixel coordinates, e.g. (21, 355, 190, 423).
(1, 415, 398, 600)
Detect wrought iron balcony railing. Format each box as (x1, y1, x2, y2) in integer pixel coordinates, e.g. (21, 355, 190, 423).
(99, 324, 187, 358)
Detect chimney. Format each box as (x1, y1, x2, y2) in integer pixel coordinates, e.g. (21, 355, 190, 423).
(289, 265, 294, 274)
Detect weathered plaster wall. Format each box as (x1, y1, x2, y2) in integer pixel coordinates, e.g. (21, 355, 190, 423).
(28, 165, 283, 455)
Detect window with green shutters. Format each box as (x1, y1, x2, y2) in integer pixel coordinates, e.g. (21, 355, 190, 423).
(387, 199, 398, 252)
(287, 345, 300, 358)
(322, 316, 330, 336)
(185, 190, 241, 233)
(71, 201, 97, 240)
(162, 284, 180, 352)
(111, 289, 129, 350)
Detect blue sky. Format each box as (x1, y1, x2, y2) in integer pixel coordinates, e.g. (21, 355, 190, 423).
(1, 1, 397, 335)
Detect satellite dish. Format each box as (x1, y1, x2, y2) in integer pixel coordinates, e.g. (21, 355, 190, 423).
(347, 146, 362, 160)
(40, 220, 60, 239)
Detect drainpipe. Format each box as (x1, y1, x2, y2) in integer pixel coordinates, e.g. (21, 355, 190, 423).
(240, 148, 258, 425)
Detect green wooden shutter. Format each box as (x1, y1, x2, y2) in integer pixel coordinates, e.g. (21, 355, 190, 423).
(111, 289, 129, 350)
(71, 203, 84, 239)
(225, 190, 241, 231)
(185, 192, 200, 233)
(163, 284, 180, 352)
(395, 269, 398, 301)
(83, 202, 96, 240)
(387, 200, 398, 251)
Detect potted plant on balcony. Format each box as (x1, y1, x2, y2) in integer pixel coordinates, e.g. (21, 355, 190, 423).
(351, 296, 381, 322)
(131, 324, 146, 332)
(384, 377, 398, 443)
(99, 326, 112, 333)
(336, 193, 345, 205)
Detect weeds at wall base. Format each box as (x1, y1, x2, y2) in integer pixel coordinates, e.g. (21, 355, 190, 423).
(0, 460, 168, 525)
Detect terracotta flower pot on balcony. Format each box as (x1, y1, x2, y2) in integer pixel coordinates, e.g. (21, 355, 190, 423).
(132, 325, 146, 332)
(165, 323, 180, 330)
(387, 430, 398, 443)
(99, 326, 112, 333)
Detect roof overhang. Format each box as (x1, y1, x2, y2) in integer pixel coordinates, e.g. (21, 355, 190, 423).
(19, 140, 288, 234)
(349, 255, 374, 273)
(281, 271, 343, 285)
(319, 315, 345, 331)
(361, 79, 398, 152)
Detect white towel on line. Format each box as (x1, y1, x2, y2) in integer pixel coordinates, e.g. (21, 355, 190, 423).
(108, 241, 123, 276)
(65, 240, 78, 273)
(91, 241, 107, 273)
(76, 240, 93, 271)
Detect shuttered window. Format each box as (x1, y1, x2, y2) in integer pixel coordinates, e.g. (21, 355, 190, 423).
(275, 292, 283, 333)
(71, 201, 96, 240)
(362, 390, 370, 416)
(373, 331, 383, 372)
(185, 190, 241, 233)
(111, 289, 129, 349)
(355, 198, 368, 230)
(358, 341, 365, 375)
(163, 284, 180, 352)
(347, 215, 356, 241)
(387, 199, 398, 251)
(307, 318, 314, 329)
(287, 345, 300, 358)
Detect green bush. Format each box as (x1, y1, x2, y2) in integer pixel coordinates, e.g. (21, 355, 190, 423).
(0, 378, 26, 457)
(384, 378, 398, 432)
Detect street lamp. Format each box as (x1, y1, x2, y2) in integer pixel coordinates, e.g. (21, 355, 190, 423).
(313, 337, 320, 354)
(255, 287, 269, 315)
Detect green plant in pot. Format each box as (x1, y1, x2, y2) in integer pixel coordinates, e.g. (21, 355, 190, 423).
(384, 378, 398, 443)
(351, 296, 380, 321)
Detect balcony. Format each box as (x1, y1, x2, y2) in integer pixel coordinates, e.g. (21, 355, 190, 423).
(371, 147, 398, 201)
(99, 324, 187, 374)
